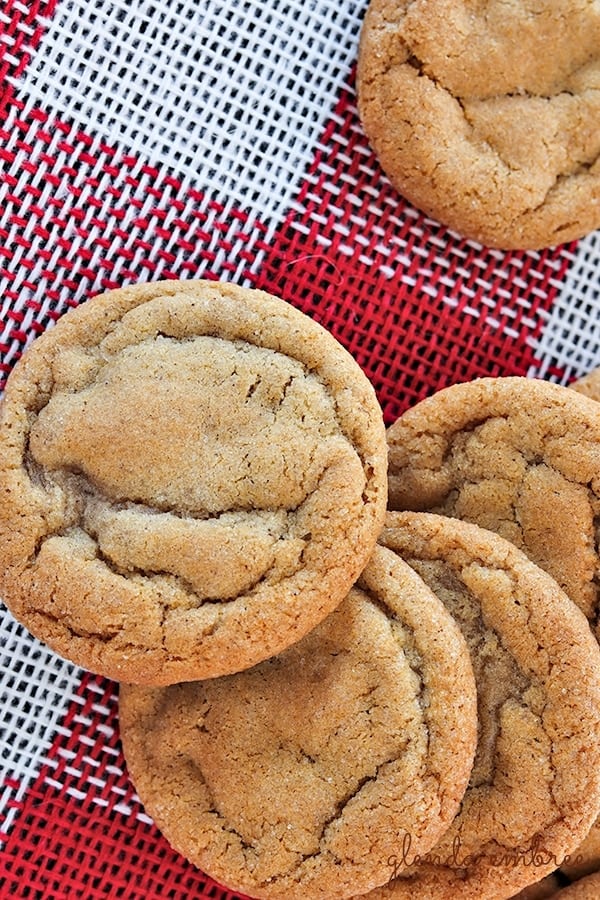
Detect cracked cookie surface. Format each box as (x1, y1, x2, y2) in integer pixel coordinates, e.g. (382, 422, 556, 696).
(119, 544, 478, 900)
(364, 512, 600, 899)
(0, 279, 387, 684)
(357, 0, 600, 249)
(388, 376, 600, 635)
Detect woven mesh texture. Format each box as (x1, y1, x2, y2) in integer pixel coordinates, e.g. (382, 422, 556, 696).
(0, 674, 249, 899)
(10, 0, 364, 213)
(0, 607, 81, 840)
(0, 0, 56, 94)
(253, 84, 576, 423)
(533, 231, 600, 383)
(1, 0, 600, 897)
(0, 102, 273, 388)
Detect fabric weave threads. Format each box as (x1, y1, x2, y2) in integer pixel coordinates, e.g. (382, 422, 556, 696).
(533, 231, 600, 382)
(253, 87, 577, 423)
(9, 0, 363, 213)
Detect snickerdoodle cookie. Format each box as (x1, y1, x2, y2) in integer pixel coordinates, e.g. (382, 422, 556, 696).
(572, 366, 600, 403)
(119, 545, 478, 899)
(387, 376, 600, 629)
(550, 872, 600, 898)
(357, 0, 600, 249)
(0, 280, 387, 684)
(364, 512, 600, 899)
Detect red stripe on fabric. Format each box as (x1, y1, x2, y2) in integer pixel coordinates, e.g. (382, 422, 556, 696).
(0, 674, 250, 900)
(250, 82, 574, 424)
(0, 101, 270, 387)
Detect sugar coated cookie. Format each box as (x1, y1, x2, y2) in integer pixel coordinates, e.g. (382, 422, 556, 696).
(120, 545, 478, 899)
(572, 367, 600, 403)
(364, 512, 600, 899)
(550, 872, 600, 898)
(387, 376, 600, 628)
(357, 0, 600, 249)
(0, 280, 387, 684)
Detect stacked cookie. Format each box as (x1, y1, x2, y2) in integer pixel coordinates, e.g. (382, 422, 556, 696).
(362, 511, 600, 899)
(2, 282, 600, 899)
(381, 375, 600, 899)
(543, 873, 600, 899)
(119, 545, 479, 898)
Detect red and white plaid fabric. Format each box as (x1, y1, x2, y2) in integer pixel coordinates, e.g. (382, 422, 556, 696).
(1, 2, 599, 897)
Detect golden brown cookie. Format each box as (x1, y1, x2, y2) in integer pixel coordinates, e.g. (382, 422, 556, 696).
(357, 0, 600, 249)
(387, 376, 600, 629)
(364, 512, 600, 899)
(550, 872, 600, 898)
(0, 279, 388, 685)
(512, 875, 563, 900)
(119, 545, 478, 900)
(572, 367, 600, 403)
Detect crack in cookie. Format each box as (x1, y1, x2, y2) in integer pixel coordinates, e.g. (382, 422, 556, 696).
(388, 377, 600, 630)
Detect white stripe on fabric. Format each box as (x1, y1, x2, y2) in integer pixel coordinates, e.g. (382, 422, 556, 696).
(0, 607, 83, 841)
(8, 0, 365, 219)
(528, 232, 600, 382)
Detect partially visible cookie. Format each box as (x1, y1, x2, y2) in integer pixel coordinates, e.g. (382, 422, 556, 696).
(568, 360, 600, 718)
(120, 544, 478, 900)
(357, 0, 600, 249)
(550, 872, 600, 897)
(387, 376, 600, 629)
(512, 875, 563, 900)
(0, 279, 388, 685)
(572, 367, 600, 403)
(364, 512, 600, 899)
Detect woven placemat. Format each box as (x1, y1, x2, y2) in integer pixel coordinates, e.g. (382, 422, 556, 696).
(1, 1, 599, 897)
